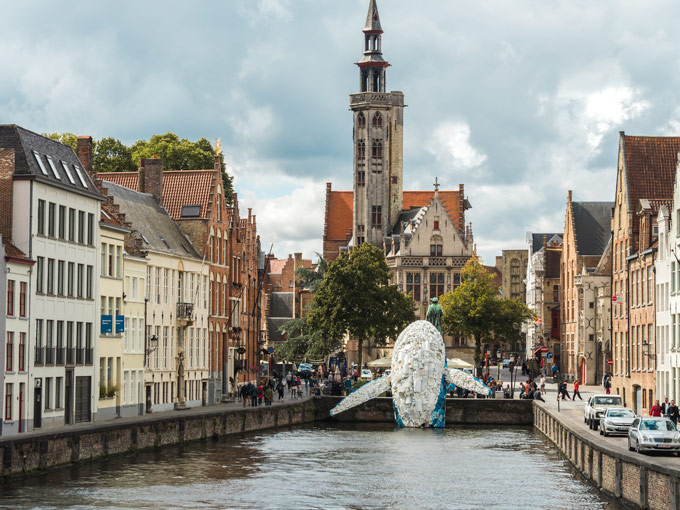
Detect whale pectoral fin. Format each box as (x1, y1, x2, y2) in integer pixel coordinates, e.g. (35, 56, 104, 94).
(444, 368, 492, 396)
(330, 376, 391, 416)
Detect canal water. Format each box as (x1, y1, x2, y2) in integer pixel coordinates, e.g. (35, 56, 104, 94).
(1, 423, 622, 510)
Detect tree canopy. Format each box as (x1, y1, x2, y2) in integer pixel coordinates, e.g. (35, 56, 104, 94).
(306, 243, 415, 368)
(439, 257, 532, 371)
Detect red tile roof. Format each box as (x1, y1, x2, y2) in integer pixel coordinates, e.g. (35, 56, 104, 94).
(97, 170, 216, 220)
(325, 190, 461, 242)
(623, 135, 680, 210)
(2, 239, 26, 259)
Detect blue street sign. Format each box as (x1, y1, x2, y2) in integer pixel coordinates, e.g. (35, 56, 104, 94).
(115, 315, 125, 333)
(101, 315, 113, 334)
(547, 352, 553, 359)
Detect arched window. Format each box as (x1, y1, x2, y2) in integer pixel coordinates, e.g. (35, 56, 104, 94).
(357, 140, 366, 160)
(357, 112, 366, 128)
(372, 112, 383, 128)
(372, 140, 383, 158)
(430, 235, 443, 257)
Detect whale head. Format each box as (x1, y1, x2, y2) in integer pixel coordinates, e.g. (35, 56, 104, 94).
(390, 320, 446, 427)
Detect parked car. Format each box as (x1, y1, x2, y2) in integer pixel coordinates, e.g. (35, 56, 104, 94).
(502, 359, 511, 368)
(628, 417, 680, 454)
(360, 368, 373, 380)
(598, 408, 636, 437)
(584, 395, 623, 430)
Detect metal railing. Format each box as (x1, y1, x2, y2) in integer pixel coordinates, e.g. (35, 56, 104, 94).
(34, 346, 44, 365)
(56, 347, 65, 365)
(45, 347, 55, 365)
(177, 302, 194, 320)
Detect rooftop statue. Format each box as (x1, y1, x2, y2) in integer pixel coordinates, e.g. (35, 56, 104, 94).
(330, 321, 490, 427)
(425, 297, 443, 334)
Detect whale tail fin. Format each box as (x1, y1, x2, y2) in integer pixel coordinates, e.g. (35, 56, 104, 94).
(444, 368, 492, 396)
(329, 376, 391, 416)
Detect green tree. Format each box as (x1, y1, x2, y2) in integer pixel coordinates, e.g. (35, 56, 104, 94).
(93, 137, 136, 173)
(294, 253, 328, 293)
(440, 257, 533, 373)
(131, 132, 215, 171)
(44, 132, 78, 152)
(307, 243, 415, 368)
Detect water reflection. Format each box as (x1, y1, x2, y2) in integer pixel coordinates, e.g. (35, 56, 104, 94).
(0, 423, 623, 510)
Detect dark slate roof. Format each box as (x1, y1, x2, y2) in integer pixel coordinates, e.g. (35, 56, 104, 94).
(102, 181, 200, 259)
(270, 292, 294, 318)
(572, 201, 614, 256)
(393, 208, 423, 234)
(268, 318, 290, 343)
(531, 233, 562, 253)
(0, 125, 101, 200)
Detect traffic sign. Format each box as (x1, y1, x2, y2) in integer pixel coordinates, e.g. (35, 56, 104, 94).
(267, 347, 274, 354)
(541, 346, 548, 353)
(607, 359, 613, 365)
(547, 352, 553, 359)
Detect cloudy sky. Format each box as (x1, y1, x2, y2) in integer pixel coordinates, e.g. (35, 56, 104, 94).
(2, 0, 679, 263)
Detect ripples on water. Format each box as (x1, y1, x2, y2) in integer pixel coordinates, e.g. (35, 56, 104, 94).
(0, 424, 623, 510)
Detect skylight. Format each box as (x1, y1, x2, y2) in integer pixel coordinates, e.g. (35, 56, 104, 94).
(102, 210, 111, 220)
(160, 237, 171, 249)
(45, 156, 61, 179)
(60, 161, 76, 184)
(140, 233, 149, 244)
(73, 165, 88, 187)
(181, 205, 201, 218)
(32, 151, 48, 176)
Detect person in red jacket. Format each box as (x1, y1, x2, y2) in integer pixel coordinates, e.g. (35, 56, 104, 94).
(650, 400, 663, 417)
(572, 380, 583, 401)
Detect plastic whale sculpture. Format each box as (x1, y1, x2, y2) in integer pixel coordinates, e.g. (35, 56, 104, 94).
(330, 321, 491, 427)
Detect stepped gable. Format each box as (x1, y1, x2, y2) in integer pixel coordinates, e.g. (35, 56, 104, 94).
(572, 201, 614, 256)
(97, 169, 215, 220)
(622, 134, 680, 210)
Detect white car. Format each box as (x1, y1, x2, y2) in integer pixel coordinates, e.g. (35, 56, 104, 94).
(628, 417, 680, 454)
(584, 395, 623, 430)
(598, 408, 636, 437)
(360, 368, 373, 380)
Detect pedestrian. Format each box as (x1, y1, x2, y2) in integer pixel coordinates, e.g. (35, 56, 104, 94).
(277, 379, 285, 401)
(650, 399, 663, 417)
(572, 380, 583, 401)
(534, 389, 545, 402)
(239, 384, 248, 408)
(264, 386, 273, 406)
(560, 382, 571, 401)
(604, 374, 611, 395)
(668, 400, 679, 426)
(257, 385, 264, 406)
(662, 397, 671, 416)
(344, 376, 352, 396)
(540, 375, 546, 395)
(249, 383, 258, 407)
(304, 375, 310, 395)
(551, 363, 558, 381)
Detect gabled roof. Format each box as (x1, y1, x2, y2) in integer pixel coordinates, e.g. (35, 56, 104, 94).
(97, 170, 216, 220)
(268, 259, 288, 274)
(572, 201, 613, 256)
(0, 125, 101, 200)
(270, 292, 294, 318)
(2, 239, 26, 260)
(102, 181, 201, 260)
(622, 134, 680, 211)
(530, 233, 562, 253)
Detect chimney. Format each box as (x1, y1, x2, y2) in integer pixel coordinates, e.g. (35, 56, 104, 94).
(139, 157, 163, 204)
(0, 148, 15, 243)
(77, 136, 93, 175)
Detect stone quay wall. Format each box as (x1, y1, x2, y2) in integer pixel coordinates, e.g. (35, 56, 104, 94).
(534, 403, 680, 510)
(0, 399, 318, 478)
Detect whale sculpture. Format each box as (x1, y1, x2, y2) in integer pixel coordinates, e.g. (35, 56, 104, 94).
(330, 321, 491, 427)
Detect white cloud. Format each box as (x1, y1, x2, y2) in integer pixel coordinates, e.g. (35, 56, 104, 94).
(426, 120, 487, 172)
(237, 0, 292, 24)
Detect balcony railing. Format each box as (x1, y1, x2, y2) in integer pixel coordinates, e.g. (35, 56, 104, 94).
(66, 347, 75, 365)
(56, 347, 65, 365)
(34, 346, 44, 365)
(84, 348, 93, 365)
(177, 302, 194, 321)
(45, 347, 55, 365)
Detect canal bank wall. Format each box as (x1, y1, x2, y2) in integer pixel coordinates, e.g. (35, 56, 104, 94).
(0, 399, 319, 478)
(534, 403, 680, 510)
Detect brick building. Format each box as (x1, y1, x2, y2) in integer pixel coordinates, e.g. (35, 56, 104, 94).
(561, 191, 613, 384)
(611, 133, 680, 413)
(500, 249, 528, 303)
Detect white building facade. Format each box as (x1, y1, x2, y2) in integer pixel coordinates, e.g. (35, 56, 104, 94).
(656, 204, 676, 402)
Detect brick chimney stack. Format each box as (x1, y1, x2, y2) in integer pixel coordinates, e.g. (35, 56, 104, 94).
(0, 149, 15, 243)
(77, 136, 93, 175)
(139, 157, 163, 204)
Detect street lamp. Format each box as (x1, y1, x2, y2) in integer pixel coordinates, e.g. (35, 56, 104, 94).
(145, 334, 158, 367)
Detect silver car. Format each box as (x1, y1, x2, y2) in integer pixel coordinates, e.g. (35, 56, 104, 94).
(599, 408, 636, 437)
(627, 417, 680, 454)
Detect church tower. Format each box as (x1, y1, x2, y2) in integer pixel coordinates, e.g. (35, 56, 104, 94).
(351, 0, 404, 247)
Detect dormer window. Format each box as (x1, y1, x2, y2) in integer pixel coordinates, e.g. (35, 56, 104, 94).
(46, 156, 61, 179)
(372, 112, 383, 128)
(33, 151, 48, 176)
(73, 165, 88, 187)
(60, 161, 76, 184)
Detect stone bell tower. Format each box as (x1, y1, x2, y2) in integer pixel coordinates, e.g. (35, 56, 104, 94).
(351, 0, 404, 247)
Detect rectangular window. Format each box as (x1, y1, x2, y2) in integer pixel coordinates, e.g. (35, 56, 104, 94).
(164, 269, 169, 304)
(47, 258, 54, 294)
(48, 202, 56, 237)
(33, 151, 48, 175)
(6, 279, 14, 316)
(108, 245, 114, 277)
(68, 208, 76, 241)
(357, 171, 366, 186)
(429, 272, 445, 299)
(433, 220, 439, 230)
(37, 199, 45, 235)
(146, 267, 151, 300)
(67, 262, 74, 296)
(77, 264, 84, 298)
(18, 333, 26, 371)
(58, 205, 66, 239)
(57, 261, 64, 295)
(454, 273, 461, 288)
(6, 332, 14, 372)
(5, 383, 12, 421)
(36, 257, 44, 293)
(86, 265, 93, 299)
(46, 320, 54, 364)
(406, 273, 421, 301)
(101, 243, 107, 276)
(371, 206, 382, 227)
(156, 268, 161, 304)
(56, 321, 63, 365)
(430, 244, 442, 257)
(116, 246, 121, 277)
(87, 213, 94, 245)
(19, 282, 26, 317)
(78, 211, 85, 244)
(56, 377, 63, 408)
(45, 377, 52, 410)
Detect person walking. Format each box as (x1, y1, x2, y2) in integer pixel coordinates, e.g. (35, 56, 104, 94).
(604, 374, 611, 395)
(662, 397, 671, 416)
(264, 385, 273, 406)
(257, 385, 264, 406)
(240, 385, 249, 408)
(249, 383, 258, 407)
(650, 400, 663, 417)
(560, 382, 571, 401)
(277, 379, 285, 401)
(539, 375, 546, 395)
(551, 363, 558, 382)
(668, 400, 679, 426)
(572, 380, 583, 401)
(344, 376, 352, 396)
